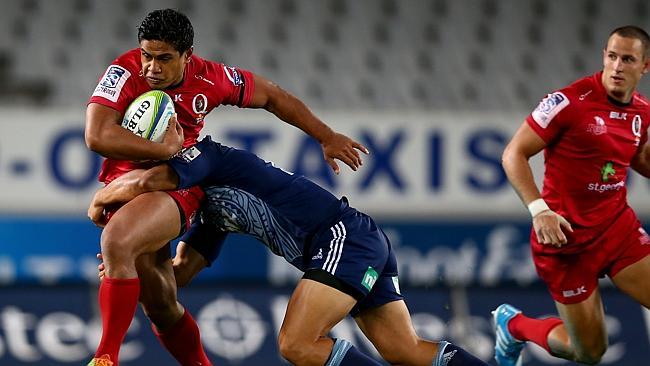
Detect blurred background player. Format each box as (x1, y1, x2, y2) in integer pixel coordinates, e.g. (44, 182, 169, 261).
(496, 25, 650, 365)
(85, 8, 367, 366)
(89, 136, 489, 366)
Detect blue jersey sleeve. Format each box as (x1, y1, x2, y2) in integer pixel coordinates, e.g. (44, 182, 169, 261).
(167, 136, 230, 189)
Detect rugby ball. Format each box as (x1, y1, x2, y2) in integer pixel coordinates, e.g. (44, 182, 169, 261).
(121, 90, 174, 142)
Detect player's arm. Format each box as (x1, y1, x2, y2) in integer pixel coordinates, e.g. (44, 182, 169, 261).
(85, 103, 184, 161)
(502, 122, 546, 204)
(88, 165, 179, 226)
(248, 73, 368, 174)
(172, 242, 209, 287)
(631, 143, 650, 178)
(503, 122, 572, 246)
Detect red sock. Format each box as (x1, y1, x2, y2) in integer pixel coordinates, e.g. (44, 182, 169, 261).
(152, 309, 212, 366)
(508, 313, 563, 352)
(95, 276, 141, 363)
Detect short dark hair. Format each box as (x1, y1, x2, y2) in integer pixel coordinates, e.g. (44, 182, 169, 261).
(609, 25, 650, 58)
(138, 9, 194, 54)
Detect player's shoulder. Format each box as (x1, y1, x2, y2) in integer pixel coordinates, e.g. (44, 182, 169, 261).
(187, 53, 219, 75)
(109, 48, 141, 72)
(632, 92, 650, 109)
(556, 73, 598, 102)
(193, 55, 246, 85)
(536, 74, 595, 113)
(528, 76, 593, 128)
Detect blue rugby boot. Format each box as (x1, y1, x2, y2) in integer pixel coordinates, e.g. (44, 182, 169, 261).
(492, 304, 525, 366)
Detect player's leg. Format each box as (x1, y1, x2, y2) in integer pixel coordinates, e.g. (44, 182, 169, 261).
(278, 278, 381, 365)
(494, 290, 606, 365)
(494, 235, 611, 366)
(549, 292, 607, 362)
(608, 228, 650, 308)
(611, 255, 650, 307)
(355, 299, 488, 366)
(92, 191, 182, 364)
(136, 248, 212, 366)
(136, 247, 183, 328)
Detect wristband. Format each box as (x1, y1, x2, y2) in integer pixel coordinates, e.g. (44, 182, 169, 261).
(527, 198, 550, 217)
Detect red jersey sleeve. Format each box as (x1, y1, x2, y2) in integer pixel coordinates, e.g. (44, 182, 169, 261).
(88, 50, 141, 114)
(526, 91, 573, 144)
(205, 61, 255, 107)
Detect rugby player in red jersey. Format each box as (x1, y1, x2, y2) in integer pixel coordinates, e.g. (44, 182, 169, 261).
(494, 26, 650, 365)
(84, 9, 367, 366)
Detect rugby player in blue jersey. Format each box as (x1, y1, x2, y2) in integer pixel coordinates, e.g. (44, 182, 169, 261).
(89, 137, 488, 366)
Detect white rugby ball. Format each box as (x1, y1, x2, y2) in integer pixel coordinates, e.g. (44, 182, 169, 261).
(121, 90, 174, 143)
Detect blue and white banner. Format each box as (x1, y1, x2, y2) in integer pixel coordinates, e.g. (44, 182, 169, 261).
(0, 285, 648, 365)
(0, 218, 541, 286)
(2, 108, 650, 217)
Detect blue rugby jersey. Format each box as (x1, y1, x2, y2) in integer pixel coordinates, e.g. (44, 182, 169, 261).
(169, 136, 345, 268)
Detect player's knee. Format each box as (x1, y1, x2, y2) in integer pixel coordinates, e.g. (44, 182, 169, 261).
(277, 331, 312, 364)
(100, 227, 137, 260)
(574, 345, 606, 365)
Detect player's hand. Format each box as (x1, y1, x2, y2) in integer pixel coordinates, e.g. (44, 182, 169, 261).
(532, 210, 573, 248)
(97, 253, 106, 281)
(161, 114, 184, 159)
(321, 132, 369, 174)
(88, 190, 107, 228)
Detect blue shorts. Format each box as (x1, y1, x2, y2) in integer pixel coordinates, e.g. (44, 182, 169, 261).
(303, 206, 403, 316)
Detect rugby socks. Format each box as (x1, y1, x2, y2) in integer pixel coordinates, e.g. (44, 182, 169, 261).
(325, 338, 382, 366)
(432, 341, 489, 365)
(508, 313, 563, 352)
(94, 276, 141, 363)
(152, 309, 212, 366)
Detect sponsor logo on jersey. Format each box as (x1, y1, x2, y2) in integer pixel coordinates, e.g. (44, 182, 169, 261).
(579, 89, 593, 100)
(532, 92, 569, 128)
(441, 350, 458, 366)
(311, 248, 323, 260)
(361, 266, 378, 291)
(195, 74, 215, 86)
(223, 66, 243, 86)
(587, 116, 607, 135)
(180, 146, 202, 162)
(392, 276, 401, 295)
(562, 285, 587, 298)
(92, 65, 131, 103)
(601, 161, 615, 182)
(587, 180, 625, 193)
(610, 111, 627, 120)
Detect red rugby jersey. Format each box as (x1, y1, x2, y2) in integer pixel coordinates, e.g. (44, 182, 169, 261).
(88, 48, 255, 183)
(526, 71, 650, 244)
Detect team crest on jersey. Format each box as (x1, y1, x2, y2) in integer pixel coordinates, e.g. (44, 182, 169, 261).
(92, 65, 131, 103)
(193, 93, 208, 114)
(632, 115, 642, 146)
(532, 92, 570, 128)
(223, 66, 243, 86)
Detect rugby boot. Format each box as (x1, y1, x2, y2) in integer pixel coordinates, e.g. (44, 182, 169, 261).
(492, 304, 525, 366)
(86, 354, 113, 366)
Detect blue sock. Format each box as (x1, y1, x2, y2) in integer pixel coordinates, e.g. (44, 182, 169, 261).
(432, 341, 489, 366)
(325, 338, 382, 366)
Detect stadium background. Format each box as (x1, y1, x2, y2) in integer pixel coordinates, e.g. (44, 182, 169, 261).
(1, 0, 649, 365)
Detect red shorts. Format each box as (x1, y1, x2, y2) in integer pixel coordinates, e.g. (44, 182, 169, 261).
(532, 207, 650, 304)
(105, 186, 204, 235)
